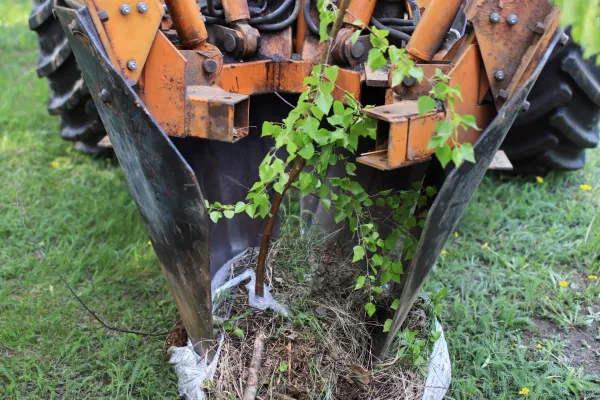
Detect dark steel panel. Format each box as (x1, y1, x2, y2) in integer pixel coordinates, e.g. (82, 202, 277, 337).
(54, 6, 213, 355)
(378, 29, 564, 356)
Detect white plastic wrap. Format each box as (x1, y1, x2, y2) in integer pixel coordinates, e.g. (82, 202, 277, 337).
(422, 318, 452, 400)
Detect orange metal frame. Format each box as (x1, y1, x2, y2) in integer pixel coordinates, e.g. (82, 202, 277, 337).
(83, 0, 560, 169)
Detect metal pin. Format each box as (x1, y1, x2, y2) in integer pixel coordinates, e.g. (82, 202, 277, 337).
(506, 14, 518, 25)
(489, 12, 501, 23)
(494, 71, 505, 81)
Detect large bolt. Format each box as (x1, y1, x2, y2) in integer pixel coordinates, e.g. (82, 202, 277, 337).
(506, 14, 518, 25)
(98, 10, 109, 22)
(223, 33, 238, 53)
(521, 101, 531, 112)
(494, 70, 505, 81)
(497, 89, 509, 102)
(126, 60, 137, 70)
(489, 12, 501, 23)
(350, 41, 365, 59)
(203, 58, 218, 73)
(403, 76, 416, 87)
(99, 89, 110, 103)
(119, 4, 131, 14)
(136, 2, 148, 13)
(534, 22, 546, 35)
(560, 32, 570, 45)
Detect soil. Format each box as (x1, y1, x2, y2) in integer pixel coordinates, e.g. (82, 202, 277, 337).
(173, 241, 434, 400)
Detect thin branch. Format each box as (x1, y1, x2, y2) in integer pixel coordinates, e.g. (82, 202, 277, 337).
(15, 184, 169, 337)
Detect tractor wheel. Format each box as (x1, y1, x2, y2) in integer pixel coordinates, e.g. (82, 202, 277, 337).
(29, 0, 107, 154)
(503, 34, 600, 174)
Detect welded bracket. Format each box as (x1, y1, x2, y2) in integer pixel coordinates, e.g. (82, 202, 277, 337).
(55, 5, 214, 356)
(377, 29, 563, 357)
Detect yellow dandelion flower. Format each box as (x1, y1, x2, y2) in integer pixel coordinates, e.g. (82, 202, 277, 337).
(588, 275, 598, 280)
(454, 232, 459, 238)
(536, 176, 544, 183)
(147, 240, 152, 245)
(441, 249, 447, 255)
(535, 344, 542, 349)
(481, 242, 488, 250)
(580, 184, 592, 191)
(519, 387, 530, 395)
(51, 161, 59, 168)
(559, 280, 569, 287)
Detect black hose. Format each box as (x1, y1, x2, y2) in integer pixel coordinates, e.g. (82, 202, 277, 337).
(249, 0, 294, 25)
(255, 0, 301, 31)
(406, 0, 421, 25)
(204, 15, 226, 24)
(377, 18, 414, 26)
(206, 0, 224, 17)
(371, 17, 411, 42)
(386, 25, 415, 33)
(304, 0, 319, 36)
(249, 0, 268, 17)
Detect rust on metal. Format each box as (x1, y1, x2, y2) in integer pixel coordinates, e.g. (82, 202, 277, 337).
(343, 0, 376, 27)
(163, 0, 208, 49)
(186, 86, 250, 142)
(470, 0, 554, 106)
(84, 0, 164, 82)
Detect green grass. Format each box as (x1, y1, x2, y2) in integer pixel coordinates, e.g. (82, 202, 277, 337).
(0, 0, 599, 398)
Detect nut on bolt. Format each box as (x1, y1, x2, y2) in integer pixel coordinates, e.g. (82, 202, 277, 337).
(126, 60, 137, 70)
(534, 22, 546, 35)
(521, 101, 531, 112)
(99, 89, 110, 103)
(136, 2, 149, 13)
(119, 4, 131, 15)
(497, 89, 509, 102)
(506, 14, 518, 25)
(203, 58, 218, 73)
(489, 12, 501, 23)
(494, 70, 505, 81)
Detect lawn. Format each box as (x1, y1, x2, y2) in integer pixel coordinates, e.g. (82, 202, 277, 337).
(1, 0, 599, 398)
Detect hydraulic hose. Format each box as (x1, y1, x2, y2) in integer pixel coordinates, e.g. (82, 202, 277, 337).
(371, 17, 411, 42)
(205, 0, 224, 17)
(377, 18, 414, 26)
(254, 0, 301, 31)
(249, 0, 294, 25)
(303, 0, 319, 36)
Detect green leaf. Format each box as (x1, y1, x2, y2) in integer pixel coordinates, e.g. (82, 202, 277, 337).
(418, 96, 437, 116)
(409, 66, 424, 82)
(346, 162, 357, 176)
(232, 327, 245, 338)
(234, 201, 246, 213)
(351, 29, 361, 45)
(383, 318, 393, 333)
(318, 184, 329, 199)
(435, 144, 452, 167)
(367, 48, 387, 71)
(324, 66, 339, 83)
(355, 275, 366, 290)
(365, 302, 377, 317)
(452, 147, 464, 167)
(298, 143, 315, 160)
(209, 211, 222, 223)
(279, 362, 288, 372)
(223, 210, 235, 219)
(262, 121, 281, 137)
(315, 92, 334, 115)
(371, 254, 383, 266)
(390, 299, 399, 310)
(352, 245, 366, 262)
(461, 143, 476, 163)
(349, 181, 364, 195)
(380, 270, 392, 285)
(391, 69, 405, 88)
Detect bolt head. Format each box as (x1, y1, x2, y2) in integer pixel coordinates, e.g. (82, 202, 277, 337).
(497, 89, 509, 102)
(223, 34, 238, 53)
(136, 2, 148, 13)
(521, 101, 531, 112)
(126, 60, 137, 70)
(98, 9, 109, 22)
(494, 70, 505, 81)
(507, 14, 518, 25)
(119, 4, 131, 15)
(350, 41, 365, 59)
(99, 89, 110, 103)
(203, 58, 218, 74)
(534, 22, 546, 35)
(403, 76, 416, 87)
(489, 12, 501, 23)
(560, 32, 570, 45)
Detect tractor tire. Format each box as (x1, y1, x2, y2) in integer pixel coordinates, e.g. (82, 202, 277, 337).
(503, 34, 600, 174)
(30, 0, 107, 154)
